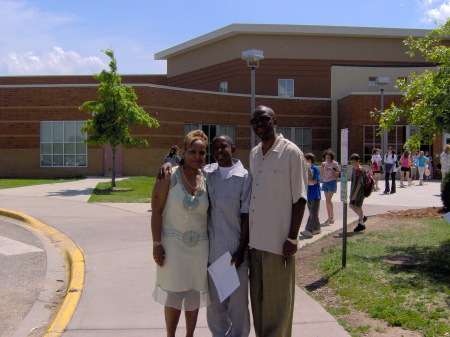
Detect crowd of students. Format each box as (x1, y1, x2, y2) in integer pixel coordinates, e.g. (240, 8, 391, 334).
(300, 145, 439, 237)
(370, 147, 434, 192)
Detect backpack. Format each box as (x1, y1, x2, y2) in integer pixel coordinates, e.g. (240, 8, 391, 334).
(356, 166, 374, 198)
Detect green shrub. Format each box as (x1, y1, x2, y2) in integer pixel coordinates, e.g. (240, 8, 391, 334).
(440, 171, 450, 209)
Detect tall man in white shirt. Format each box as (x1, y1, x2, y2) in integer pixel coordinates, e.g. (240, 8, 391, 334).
(248, 106, 308, 337)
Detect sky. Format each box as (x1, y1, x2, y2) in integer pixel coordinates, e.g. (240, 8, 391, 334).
(1, 0, 449, 76)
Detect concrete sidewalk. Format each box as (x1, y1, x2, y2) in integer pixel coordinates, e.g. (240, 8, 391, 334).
(0, 177, 442, 336)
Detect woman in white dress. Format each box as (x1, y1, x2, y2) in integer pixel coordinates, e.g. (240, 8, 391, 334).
(440, 144, 450, 179)
(151, 130, 209, 337)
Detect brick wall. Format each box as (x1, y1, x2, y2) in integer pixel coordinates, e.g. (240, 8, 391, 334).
(0, 149, 103, 178)
(338, 94, 441, 170)
(0, 75, 167, 86)
(168, 59, 428, 98)
(338, 94, 404, 158)
(0, 77, 330, 178)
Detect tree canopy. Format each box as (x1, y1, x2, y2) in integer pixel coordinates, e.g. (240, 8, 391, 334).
(375, 19, 450, 151)
(79, 49, 159, 187)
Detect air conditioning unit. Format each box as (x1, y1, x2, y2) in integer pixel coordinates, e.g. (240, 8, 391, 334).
(376, 77, 390, 85)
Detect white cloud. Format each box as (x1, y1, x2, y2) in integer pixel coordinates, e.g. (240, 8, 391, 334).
(423, 0, 440, 5)
(5, 47, 107, 75)
(0, 0, 108, 75)
(419, 0, 450, 23)
(427, 1, 450, 21)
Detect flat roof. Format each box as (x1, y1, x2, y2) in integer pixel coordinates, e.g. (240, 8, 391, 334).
(155, 23, 430, 60)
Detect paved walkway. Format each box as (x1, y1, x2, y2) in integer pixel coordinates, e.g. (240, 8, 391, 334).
(0, 177, 442, 336)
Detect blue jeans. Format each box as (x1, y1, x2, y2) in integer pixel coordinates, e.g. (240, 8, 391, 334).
(306, 199, 321, 232)
(384, 164, 396, 193)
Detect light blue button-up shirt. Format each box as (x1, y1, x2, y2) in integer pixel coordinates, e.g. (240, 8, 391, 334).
(204, 159, 252, 264)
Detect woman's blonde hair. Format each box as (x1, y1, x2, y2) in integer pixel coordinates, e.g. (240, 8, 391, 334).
(445, 144, 450, 153)
(184, 130, 208, 150)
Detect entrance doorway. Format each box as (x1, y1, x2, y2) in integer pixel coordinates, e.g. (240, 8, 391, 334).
(103, 144, 123, 176)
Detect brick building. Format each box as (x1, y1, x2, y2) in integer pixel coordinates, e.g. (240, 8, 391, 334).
(0, 24, 444, 178)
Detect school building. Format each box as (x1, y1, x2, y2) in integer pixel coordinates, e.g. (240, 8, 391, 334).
(0, 24, 444, 178)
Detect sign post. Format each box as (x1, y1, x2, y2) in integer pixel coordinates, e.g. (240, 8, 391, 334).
(340, 128, 349, 268)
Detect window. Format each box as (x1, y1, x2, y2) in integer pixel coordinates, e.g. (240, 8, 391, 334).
(40, 121, 87, 167)
(219, 81, 228, 93)
(276, 127, 312, 153)
(363, 125, 408, 163)
(278, 79, 294, 97)
(368, 76, 377, 86)
(184, 123, 236, 164)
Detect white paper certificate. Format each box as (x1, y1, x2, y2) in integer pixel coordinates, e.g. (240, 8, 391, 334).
(207, 251, 240, 303)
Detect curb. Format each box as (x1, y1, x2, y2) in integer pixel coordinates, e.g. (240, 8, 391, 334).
(0, 208, 85, 337)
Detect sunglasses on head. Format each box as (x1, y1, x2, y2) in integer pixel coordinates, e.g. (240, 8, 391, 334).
(250, 116, 272, 125)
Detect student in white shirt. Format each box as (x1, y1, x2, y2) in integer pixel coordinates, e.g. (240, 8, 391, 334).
(383, 147, 398, 194)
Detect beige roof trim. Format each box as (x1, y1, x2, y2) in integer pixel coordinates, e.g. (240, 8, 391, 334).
(337, 92, 404, 100)
(154, 23, 430, 60)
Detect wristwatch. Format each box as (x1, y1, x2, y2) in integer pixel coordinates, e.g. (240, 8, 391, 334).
(286, 237, 299, 245)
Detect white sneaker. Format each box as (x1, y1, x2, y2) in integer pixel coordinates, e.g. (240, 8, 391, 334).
(313, 229, 322, 235)
(327, 216, 335, 224)
(300, 230, 313, 238)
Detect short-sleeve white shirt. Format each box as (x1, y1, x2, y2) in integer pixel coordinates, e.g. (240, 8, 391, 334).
(249, 134, 308, 255)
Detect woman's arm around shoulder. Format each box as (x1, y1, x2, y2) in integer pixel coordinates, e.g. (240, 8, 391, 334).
(151, 172, 172, 267)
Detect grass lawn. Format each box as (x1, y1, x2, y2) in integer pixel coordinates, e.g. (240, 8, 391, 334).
(88, 176, 155, 203)
(0, 178, 83, 189)
(316, 217, 450, 337)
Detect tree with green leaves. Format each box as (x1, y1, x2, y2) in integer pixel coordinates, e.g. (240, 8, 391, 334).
(79, 49, 159, 188)
(375, 19, 450, 151)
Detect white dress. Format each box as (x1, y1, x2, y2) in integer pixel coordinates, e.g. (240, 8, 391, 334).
(152, 167, 210, 311)
(371, 154, 382, 172)
(441, 152, 450, 177)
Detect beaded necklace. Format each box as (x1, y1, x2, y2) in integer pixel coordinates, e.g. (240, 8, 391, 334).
(180, 165, 199, 192)
(177, 167, 203, 211)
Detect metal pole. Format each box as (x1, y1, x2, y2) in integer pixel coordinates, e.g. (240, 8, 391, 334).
(340, 164, 348, 268)
(381, 88, 387, 154)
(342, 201, 348, 268)
(340, 129, 349, 268)
(250, 65, 256, 149)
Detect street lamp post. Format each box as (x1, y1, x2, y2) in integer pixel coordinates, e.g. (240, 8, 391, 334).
(242, 49, 264, 149)
(376, 77, 390, 156)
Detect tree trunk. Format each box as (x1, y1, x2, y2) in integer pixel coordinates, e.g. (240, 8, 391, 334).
(111, 147, 116, 188)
